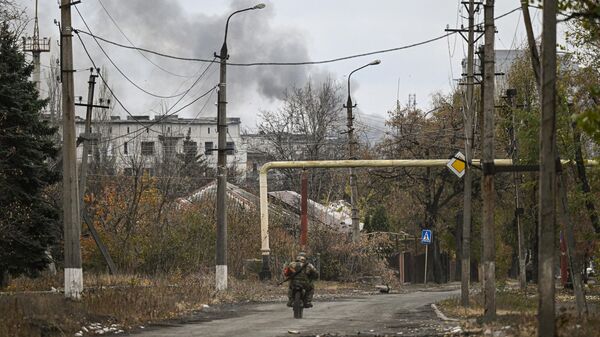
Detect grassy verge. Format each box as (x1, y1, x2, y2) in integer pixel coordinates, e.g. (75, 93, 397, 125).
(0, 273, 378, 337)
(437, 283, 600, 337)
(1, 273, 215, 337)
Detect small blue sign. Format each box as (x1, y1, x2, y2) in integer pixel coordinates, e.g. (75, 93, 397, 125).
(421, 229, 432, 245)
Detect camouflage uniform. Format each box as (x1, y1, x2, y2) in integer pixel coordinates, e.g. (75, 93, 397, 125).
(284, 254, 318, 307)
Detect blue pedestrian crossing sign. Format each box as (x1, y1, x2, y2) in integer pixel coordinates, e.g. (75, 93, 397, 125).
(421, 229, 432, 245)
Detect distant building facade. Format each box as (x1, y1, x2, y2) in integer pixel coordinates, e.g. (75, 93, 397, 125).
(75, 115, 247, 175)
(461, 49, 525, 94)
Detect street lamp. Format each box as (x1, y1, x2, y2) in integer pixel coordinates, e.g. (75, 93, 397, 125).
(345, 59, 381, 242)
(214, 3, 266, 291)
(215, 3, 266, 290)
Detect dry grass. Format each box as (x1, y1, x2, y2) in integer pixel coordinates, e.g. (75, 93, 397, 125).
(0, 272, 380, 337)
(437, 283, 600, 337)
(0, 273, 216, 337)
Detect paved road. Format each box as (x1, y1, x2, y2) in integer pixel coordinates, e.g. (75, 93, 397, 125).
(131, 288, 460, 337)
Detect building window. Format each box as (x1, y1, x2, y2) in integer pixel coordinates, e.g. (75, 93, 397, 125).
(146, 127, 149, 134)
(205, 141, 214, 155)
(226, 141, 235, 155)
(109, 127, 112, 134)
(143, 168, 154, 176)
(127, 127, 130, 133)
(141, 141, 154, 155)
(124, 141, 128, 155)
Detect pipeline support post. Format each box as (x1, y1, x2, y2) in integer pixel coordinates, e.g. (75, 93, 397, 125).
(257, 159, 514, 280)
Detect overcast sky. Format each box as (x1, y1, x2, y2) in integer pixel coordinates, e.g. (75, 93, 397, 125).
(22, 0, 551, 133)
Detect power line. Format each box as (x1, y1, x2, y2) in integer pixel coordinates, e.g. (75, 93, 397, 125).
(76, 29, 455, 66)
(74, 7, 192, 99)
(76, 30, 217, 141)
(74, 26, 218, 143)
(72, 6, 522, 68)
(104, 88, 218, 152)
(92, 85, 217, 147)
(96, 0, 196, 79)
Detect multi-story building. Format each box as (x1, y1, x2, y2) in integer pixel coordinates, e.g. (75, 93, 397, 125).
(75, 115, 247, 175)
(461, 49, 526, 95)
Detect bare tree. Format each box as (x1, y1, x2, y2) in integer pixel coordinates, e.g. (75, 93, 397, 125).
(0, 0, 27, 37)
(375, 93, 466, 283)
(256, 77, 346, 200)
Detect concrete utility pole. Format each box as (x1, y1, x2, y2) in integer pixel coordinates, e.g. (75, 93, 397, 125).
(521, 1, 587, 317)
(79, 70, 97, 211)
(538, 0, 557, 335)
(60, 0, 83, 299)
(521, 1, 541, 90)
(507, 89, 527, 291)
(23, 0, 50, 94)
(446, 0, 483, 307)
(215, 3, 265, 290)
(76, 70, 117, 275)
(345, 60, 381, 242)
(462, 0, 476, 308)
(482, 0, 496, 321)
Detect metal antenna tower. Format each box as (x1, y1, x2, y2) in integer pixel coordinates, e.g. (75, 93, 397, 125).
(22, 0, 50, 94)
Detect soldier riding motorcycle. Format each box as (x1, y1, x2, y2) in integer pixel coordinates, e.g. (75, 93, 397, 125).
(283, 252, 318, 310)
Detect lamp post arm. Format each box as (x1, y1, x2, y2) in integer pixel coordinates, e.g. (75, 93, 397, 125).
(224, 7, 255, 46)
(347, 63, 371, 100)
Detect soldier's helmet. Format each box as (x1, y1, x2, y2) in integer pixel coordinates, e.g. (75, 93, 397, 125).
(296, 252, 307, 263)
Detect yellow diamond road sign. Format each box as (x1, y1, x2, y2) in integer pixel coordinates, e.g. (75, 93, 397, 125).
(447, 151, 466, 178)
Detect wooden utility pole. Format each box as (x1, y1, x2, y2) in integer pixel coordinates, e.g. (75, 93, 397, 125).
(482, 0, 496, 321)
(538, 0, 557, 335)
(60, 0, 83, 299)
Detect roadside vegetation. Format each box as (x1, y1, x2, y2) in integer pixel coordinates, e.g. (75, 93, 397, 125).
(3, 0, 600, 336)
(438, 282, 600, 336)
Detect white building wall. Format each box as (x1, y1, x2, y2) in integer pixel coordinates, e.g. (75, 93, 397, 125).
(75, 117, 247, 174)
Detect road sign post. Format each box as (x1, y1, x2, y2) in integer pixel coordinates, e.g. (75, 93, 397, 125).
(421, 229, 432, 285)
(424, 245, 428, 285)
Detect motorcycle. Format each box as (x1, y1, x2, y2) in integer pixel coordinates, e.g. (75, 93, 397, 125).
(291, 284, 307, 319)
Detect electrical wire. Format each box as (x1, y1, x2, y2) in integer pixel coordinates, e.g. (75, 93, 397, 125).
(94, 85, 217, 147)
(74, 6, 191, 99)
(72, 6, 522, 68)
(74, 21, 218, 144)
(76, 29, 455, 66)
(75, 29, 218, 144)
(96, 0, 196, 79)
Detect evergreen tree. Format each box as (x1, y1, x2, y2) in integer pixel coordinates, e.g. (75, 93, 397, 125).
(0, 24, 60, 287)
(364, 205, 389, 233)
